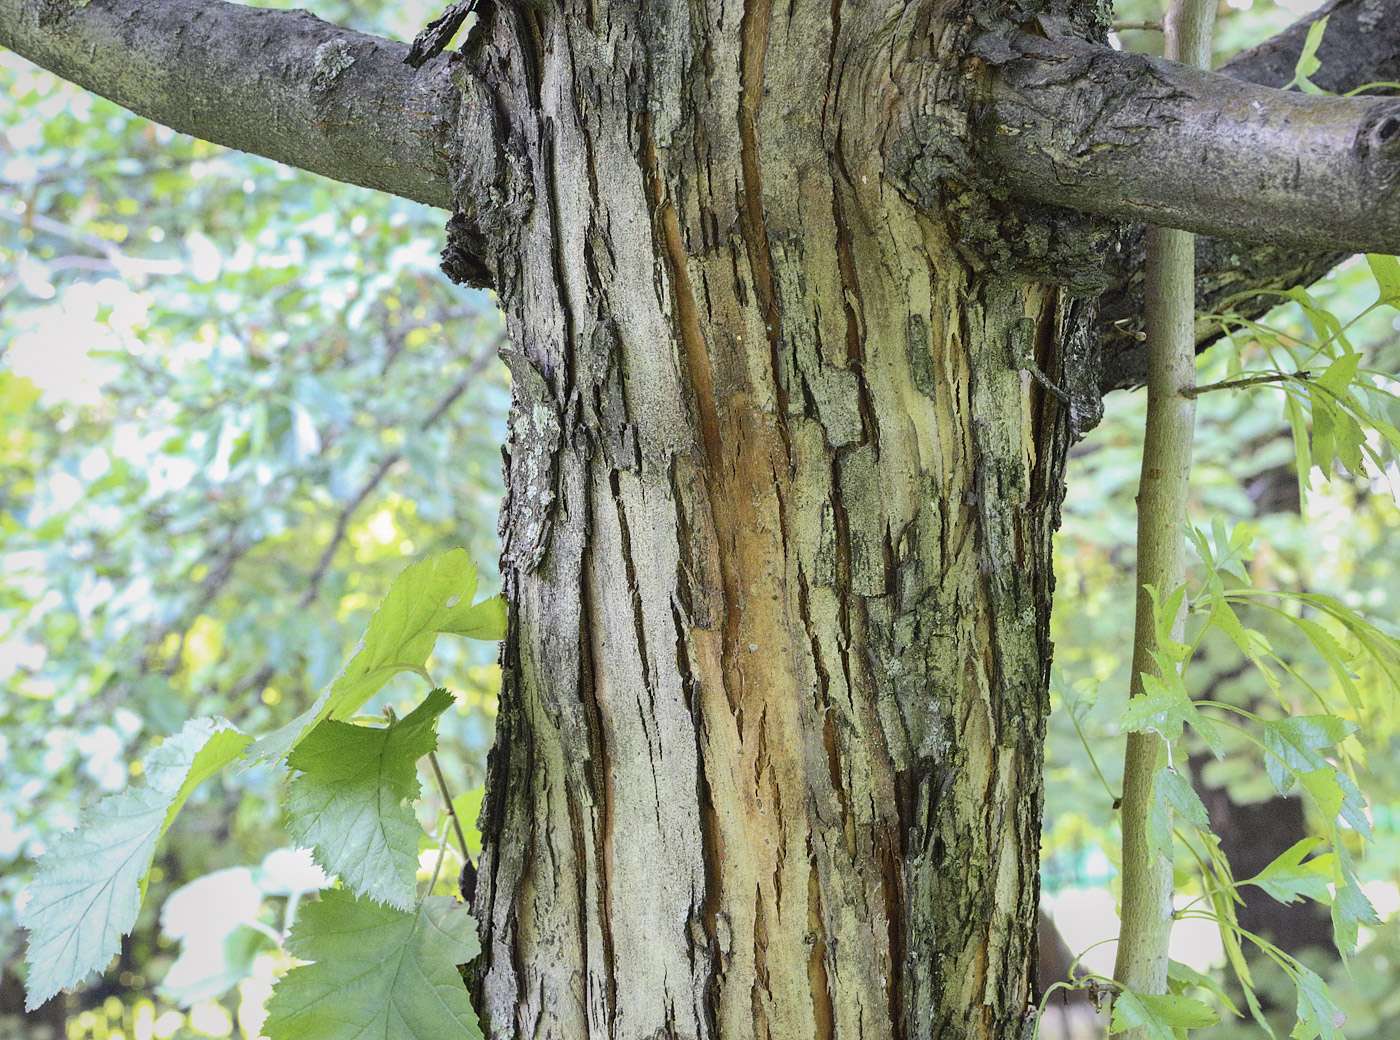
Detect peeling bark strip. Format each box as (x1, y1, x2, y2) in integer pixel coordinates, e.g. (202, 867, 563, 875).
(466, 0, 1075, 1037)
(980, 31, 1400, 257)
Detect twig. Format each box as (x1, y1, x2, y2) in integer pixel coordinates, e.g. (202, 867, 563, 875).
(427, 750, 470, 863)
(1113, 20, 1163, 32)
(1181, 370, 1309, 397)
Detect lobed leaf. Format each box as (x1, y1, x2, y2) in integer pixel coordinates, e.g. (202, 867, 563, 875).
(246, 549, 504, 767)
(262, 889, 483, 1040)
(1111, 990, 1220, 1038)
(21, 719, 248, 1009)
(286, 689, 454, 909)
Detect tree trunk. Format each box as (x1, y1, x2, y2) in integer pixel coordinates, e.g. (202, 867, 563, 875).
(463, 3, 1080, 1036)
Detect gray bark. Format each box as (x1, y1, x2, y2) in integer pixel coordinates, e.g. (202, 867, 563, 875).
(981, 32, 1400, 258)
(0, 0, 468, 209)
(6, 0, 1397, 1035)
(462, 1, 1077, 1035)
(1099, 0, 1400, 390)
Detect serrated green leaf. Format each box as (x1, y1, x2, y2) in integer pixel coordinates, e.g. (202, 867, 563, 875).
(286, 689, 453, 909)
(1112, 990, 1220, 1037)
(1331, 854, 1380, 958)
(1317, 353, 1360, 395)
(1168, 959, 1240, 1017)
(246, 549, 502, 767)
(1290, 962, 1345, 1040)
(1309, 386, 1336, 476)
(1240, 838, 1333, 905)
(1260, 715, 1355, 796)
(21, 719, 248, 1009)
(1123, 676, 1188, 742)
(1159, 767, 1210, 833)
(262, 890, 482, 1040)
(1146, 583, 1192, 663)
(1284, 395, 1313, 492)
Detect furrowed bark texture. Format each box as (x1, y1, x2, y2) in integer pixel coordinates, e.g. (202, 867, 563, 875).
(459, 1, 1084, 1036)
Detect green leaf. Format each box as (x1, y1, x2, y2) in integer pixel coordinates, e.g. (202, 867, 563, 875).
(1284, 395, 1314, 492)
(450, 786, 486, 858)
(1146, 583, 1192, 664)
(1317, 353, 1360, 395)
(1159, 767, 1210, 833)
(1112, 990, 1220, 1038)
(1366, 254, 1400, 307)
(1330, 855, 1380, 958)
(21, 719, 248, 1009)
(1240, 838, 1333, 905)
(1168, 959, 1240, 1017)
(262, 890, 483, 1040)
(286, 689, 454, 909)
(1295, 767, 1371, 840)
(1290, 962, 1346, 1040)
(1260, 715, 1355, 796)
(247, 549, 503, 767)
(1289, 16, 1329, 92)
(1309, 386, 1336, 476)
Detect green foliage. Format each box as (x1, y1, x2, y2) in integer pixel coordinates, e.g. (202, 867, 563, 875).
(249, 549, 503, 766)
(21, 552, 500, 1035)
(286, 689, 454, 910)
(1241, 839, 1334, 906)
(1051, 251, 1400, 1039)
(261, 890, 482, 1040)
(1111, 990, 1221, 1038)
(20, 719, 248, 1008)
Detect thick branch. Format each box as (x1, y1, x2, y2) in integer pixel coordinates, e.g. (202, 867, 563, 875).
(0, 0, 463, 209)
(1100, 0, 1400, 390)
(983, 33, 1400, 258)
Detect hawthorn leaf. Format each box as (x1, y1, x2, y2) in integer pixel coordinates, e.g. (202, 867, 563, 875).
(1168, 959, 1241, 1017)
(1290, 963, 1346, 1040)
(1330, 853, 1380, 958)
(21, 718, 248, 1009)
(1260, 715, 1355, 796)
(1240, 838, 1333, 905)
(1368, 254, 1400, 308)
(246, 549, 503, 767)
(262, 889, 482, 1040)
(1112, 990, 1220, 1038)
(286, 689, 453, 909)
(1159, 766, 1211, 833)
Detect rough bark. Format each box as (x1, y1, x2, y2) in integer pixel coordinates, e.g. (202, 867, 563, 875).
(982, 32, 1400, 257)
(461, 2, 1081, 1036)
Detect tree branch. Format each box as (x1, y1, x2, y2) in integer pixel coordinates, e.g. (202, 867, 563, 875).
(1098, 0, 1400, 390)
(983, 32, 1400, 258)
(0, 0, 465, 209)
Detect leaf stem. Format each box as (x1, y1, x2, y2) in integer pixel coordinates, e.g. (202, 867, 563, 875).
(1181, 371, 1310, 397)
(427, 750, 470, 863)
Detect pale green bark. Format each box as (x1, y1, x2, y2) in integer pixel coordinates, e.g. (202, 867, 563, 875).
(1112, 1, 1214, 1033)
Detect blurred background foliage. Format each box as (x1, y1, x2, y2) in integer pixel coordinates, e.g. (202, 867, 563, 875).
(1, 2, 507, 1037)
(3, 0, 1399, 1038)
